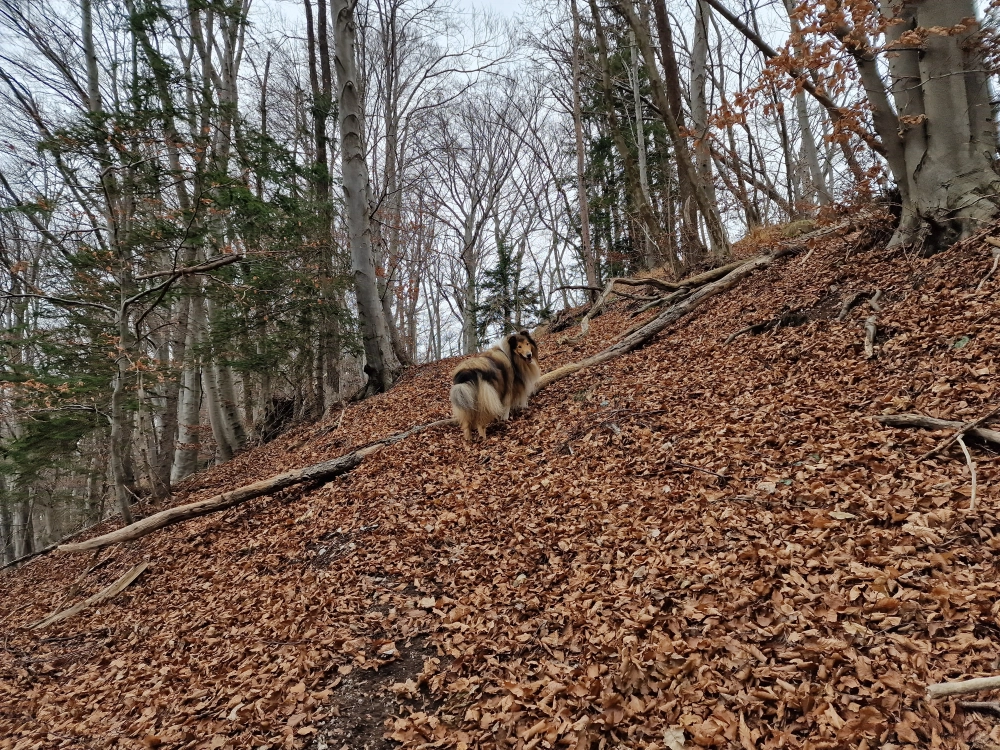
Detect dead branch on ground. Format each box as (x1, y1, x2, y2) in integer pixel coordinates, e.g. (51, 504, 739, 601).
(27, 562, 149, 629)
(875, 414, 1000, 450)
(917, 405, 1000, 461)
(927, 675, 1000, 699)
(980, 238, 1000, 292)
(59, 420, 455, 553)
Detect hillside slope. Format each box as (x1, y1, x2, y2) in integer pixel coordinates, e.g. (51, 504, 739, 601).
(2, 211, 1000, 749)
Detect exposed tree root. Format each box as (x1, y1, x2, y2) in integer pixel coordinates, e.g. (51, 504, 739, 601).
(58, 250, 793, 554)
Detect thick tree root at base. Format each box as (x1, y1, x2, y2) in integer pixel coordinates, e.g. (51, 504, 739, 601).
(59, 250, 794, 554)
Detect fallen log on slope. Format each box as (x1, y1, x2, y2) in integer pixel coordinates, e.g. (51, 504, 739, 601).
(575, 257, 756, 337)
(59, 420, 454, 553)
(59, 251, 790, 554)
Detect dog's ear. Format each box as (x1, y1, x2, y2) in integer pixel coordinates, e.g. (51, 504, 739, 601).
(520, 329, 536, 346)
(507, 332, 520, 351)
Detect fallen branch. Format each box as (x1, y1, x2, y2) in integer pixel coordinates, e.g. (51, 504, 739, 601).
(539, 252, 782, 389)
(863, 315, 877, 359)
(874, 415, 1000, 449)
(0, 518, 113, 571)
(628, 287, 690, 321)
(927, 675, 1000, 700)
(27, 562, 149, 629)
(917, 405, 1000, 461)
(59, 419, 454, 553)
(957, 435, 978, 512)
(577, 259, 759, 338)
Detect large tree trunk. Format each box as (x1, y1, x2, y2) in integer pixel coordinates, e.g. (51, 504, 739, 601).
(650, 0, 708, 265)
(332, 0, 398, 394)
(878, 0, 1000, 250)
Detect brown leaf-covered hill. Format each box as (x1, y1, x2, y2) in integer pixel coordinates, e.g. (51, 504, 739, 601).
(2, 209, 1000, 750)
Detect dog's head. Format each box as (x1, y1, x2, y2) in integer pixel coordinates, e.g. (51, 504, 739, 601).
(507, 330, 538, 364)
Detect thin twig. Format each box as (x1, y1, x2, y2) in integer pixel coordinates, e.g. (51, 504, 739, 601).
(664, 460, 729, 482)
(957, 435, 978, 512)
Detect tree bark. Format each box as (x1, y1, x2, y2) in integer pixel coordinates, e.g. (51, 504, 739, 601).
(615, 0, 731, 262)
(569, 0, 599, 298)
(878, 0, 1000, 251)
(331, 0, 398, 393)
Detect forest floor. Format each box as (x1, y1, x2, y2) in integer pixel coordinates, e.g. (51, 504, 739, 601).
(2, 207, 1000, 750)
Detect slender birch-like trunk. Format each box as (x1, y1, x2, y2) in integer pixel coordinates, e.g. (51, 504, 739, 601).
(332, 0, 397, 393)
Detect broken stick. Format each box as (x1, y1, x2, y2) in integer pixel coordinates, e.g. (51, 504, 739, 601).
(27, 562, 149, 629)
(863, 315, 877, 359)
(956, 435, 978, 512)
(927, 675, 1000, 700)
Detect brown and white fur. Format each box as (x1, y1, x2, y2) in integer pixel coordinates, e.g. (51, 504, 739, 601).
(450, 330, 541, 440)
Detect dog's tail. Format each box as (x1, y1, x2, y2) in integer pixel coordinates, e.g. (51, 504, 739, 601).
(450, 372, 505, 419)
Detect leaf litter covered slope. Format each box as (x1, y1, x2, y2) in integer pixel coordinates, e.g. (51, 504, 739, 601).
(2, 212, 1000, 749)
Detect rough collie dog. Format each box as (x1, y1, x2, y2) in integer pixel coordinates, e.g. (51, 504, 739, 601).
(450, 330, 541, 440)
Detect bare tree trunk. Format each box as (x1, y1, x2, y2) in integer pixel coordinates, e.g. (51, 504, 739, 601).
(691, 1, 721, 216)
(629, 30, 656, 269)
(569, 0, 599, 296)
(332, 0, 398, 393)
(628, 0, 730, 262)
(879, 0, 1000, 250)
(587, 0, 664, 269)
(172, 294, 204, 482)
(650, 0, 707, 265)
